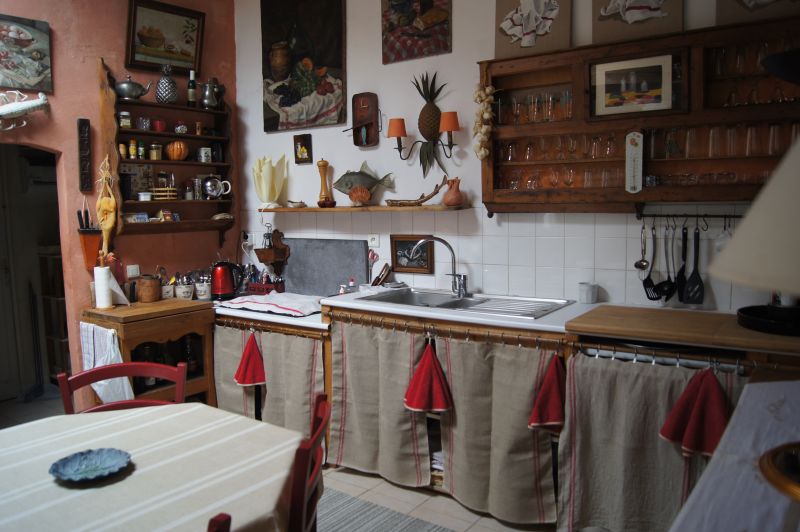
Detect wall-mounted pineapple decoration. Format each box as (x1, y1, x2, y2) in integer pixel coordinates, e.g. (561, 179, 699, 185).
(413, 72, 446, 177)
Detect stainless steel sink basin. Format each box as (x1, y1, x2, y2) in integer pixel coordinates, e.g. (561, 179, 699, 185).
(358, 289, 573, 319)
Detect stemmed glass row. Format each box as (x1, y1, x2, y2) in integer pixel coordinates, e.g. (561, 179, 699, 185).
(499, 133, 620, 162)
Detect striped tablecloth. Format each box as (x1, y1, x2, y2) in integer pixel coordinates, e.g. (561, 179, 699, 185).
(0, 403, 302, 531)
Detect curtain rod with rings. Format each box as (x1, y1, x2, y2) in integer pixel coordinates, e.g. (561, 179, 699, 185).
(326, 309, 800, 373)
(215, 317, 327, 341)
(634, 208, 743, 222)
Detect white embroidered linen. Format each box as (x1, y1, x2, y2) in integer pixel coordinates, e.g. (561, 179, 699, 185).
(79, 321, 134, 403)
(500, 0, 560, 47)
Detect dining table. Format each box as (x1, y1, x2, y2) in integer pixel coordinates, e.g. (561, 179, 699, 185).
(0, 403, 303, 531)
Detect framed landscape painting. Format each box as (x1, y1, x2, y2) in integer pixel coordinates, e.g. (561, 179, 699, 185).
(261, 0, 346, 132)
(0, 14, 52, 92)
(125, 0, 204, 75)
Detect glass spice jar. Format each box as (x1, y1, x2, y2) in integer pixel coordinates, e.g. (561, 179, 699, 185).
(128, 139, 137, 159)
(149, 143, 163, 160)
(118, 111, 132, 129)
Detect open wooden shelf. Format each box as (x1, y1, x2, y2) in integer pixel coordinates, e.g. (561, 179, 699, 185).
(258, 204, 466, 213)
(120, 218, 234, 235)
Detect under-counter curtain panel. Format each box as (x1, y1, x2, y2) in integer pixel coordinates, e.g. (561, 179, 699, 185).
(260, 0, 346, 132)
(329, 322, 432, 487)
(557, 353, 747, 532)
(214, 326, 324, 437)
(439, 339, 557, 525)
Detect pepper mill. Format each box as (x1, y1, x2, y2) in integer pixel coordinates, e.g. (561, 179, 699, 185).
(316, 158, 336, 208)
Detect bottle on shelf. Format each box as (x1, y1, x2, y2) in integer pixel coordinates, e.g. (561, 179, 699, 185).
(187, 69, 197, 108)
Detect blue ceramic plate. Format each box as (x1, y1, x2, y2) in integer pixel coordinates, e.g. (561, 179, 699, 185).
(49, 448, 131, 482)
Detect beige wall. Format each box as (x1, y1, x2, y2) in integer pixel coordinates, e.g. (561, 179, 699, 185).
(1, 0, 238, 409)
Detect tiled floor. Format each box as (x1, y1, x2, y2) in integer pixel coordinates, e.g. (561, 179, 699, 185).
(323, 466, 554, 532)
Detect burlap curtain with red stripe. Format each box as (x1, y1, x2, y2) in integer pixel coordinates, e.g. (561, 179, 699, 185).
(438, 338, 557, 524)
(328, 322, 432, 487)
(213, 326, 324, 438)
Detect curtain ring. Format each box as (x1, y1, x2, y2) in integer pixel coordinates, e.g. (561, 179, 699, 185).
(500, 332, 505, 345)
(536, 337, 541, 350)
(486, 330, 491, 343)
(465, 329, 470, 343)
(676, 353, 680, 367)
(633, 347, 638, 363)
(448, 327, 453, 340)
(595, 344, 600, 358)
(611, 346, 616, 361)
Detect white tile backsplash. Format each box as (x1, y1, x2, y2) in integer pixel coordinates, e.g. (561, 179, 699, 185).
(252, 204, 748, 311)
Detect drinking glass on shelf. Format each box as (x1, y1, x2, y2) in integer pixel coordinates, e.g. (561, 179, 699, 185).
(539, 137, 550, 160)
(552, 135, 565, 160)
(665, 129, 680, 159)
(566, 135, 578, 159)
(684, 127, 696, 159)
(726, 125, 739, 157)
(547, 167, 559, 187)
(506, 142, 517, 161)
(724, 87, 738, 107)
(564, 167, 575, 187)
(745, 125, 759, 156)
(772, 84, 786, 104)
(590, 136, 602, 159)
(524, 141, 535, 161)
(525, 170, 539, 190)
(604, 133, 617, 158)
(511, 97, 522, 125)
(708, 126, 722, 158)
(746, 83, 760, 106)
(583, 168, 594, 188)
(531, 93, 543, 123)
(713, 47, 727, 77)
(767, 123, 782, 156)
(508, 171, 520, 190)
(756, 41, 769, 73)
(544, 92, 556, 122)
(562, 88, 573, 119)
(734, 45, 746, 75)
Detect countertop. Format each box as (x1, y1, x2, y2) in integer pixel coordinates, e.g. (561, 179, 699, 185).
(83, 298, 213, 323)
(319, 288, 600, 334)
(566, 305, 800, 356)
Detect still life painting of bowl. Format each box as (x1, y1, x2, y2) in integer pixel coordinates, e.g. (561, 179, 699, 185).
(0, 14, 52, 92)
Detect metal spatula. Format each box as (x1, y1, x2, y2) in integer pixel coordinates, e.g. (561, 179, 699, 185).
(642, 225, 660, 300)
(655, 225, 676, 301)
(684, 226, 704, 304)
(676, 226, 688, 302)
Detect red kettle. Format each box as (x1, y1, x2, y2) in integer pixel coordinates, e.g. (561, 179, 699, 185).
(211, 261, 244, 300)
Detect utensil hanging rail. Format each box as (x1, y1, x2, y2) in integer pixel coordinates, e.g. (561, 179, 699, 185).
(215, 317, 326, 341)
(635, 208, 743, 221)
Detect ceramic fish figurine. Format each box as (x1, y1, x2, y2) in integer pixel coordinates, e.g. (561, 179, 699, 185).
(0, 91, 48, 130)
(333, 161, 394, 195)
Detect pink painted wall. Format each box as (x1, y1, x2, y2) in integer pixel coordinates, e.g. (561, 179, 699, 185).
(1, 0, 238, 409)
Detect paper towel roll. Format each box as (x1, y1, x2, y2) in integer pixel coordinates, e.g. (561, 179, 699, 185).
(94, 266, 113, 309)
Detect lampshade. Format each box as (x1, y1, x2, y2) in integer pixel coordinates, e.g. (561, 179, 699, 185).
(387, 118, 407, 138)
(439, 111, 460, 133)
(708, 138, 800, 296)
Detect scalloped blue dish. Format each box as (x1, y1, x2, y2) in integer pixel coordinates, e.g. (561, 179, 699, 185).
(49, 448, 131, 482)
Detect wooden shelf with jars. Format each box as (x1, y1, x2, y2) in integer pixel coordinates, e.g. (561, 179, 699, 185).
(479, 17, 800, 216)
(98, 59, 235, 244)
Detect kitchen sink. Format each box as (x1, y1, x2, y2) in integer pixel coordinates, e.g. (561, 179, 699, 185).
(358, 289, 573, 320)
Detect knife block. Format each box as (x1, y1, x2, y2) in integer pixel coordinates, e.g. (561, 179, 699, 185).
(78, 229, 102, 272)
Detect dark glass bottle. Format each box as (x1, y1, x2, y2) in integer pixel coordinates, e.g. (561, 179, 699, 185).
(187, 69, 197, 108)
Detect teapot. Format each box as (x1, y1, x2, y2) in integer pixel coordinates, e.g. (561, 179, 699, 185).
(114, 75, 152, 100)
(202, 176, 232, 199)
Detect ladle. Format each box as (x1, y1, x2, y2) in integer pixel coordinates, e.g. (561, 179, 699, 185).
(634, 223, 650, 270)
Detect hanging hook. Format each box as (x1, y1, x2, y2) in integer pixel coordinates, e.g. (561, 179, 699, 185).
(595, 344, 601, 358)
(633, 347, 638, 363)
(683, 216, 689, 228)
(518, 334, 523, 348)
(701, 216, 709, 231)
(676, 353, 681, 367)
(611, 346, 616, 360)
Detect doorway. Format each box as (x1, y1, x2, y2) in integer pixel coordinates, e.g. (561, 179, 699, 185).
(0, 144, 61, 415)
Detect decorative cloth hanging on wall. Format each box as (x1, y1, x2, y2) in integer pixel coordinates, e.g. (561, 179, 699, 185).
(659, 368, 730, 457)
(527, 354, 566, 435)
(404, 339, 453, 412)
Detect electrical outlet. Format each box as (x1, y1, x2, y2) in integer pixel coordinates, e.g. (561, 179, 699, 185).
(368, 234, 380, 247)
(126, 264, 141, 279)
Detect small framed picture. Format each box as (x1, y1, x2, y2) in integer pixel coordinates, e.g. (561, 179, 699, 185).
(293, 134, 313, 164)
(391, 234, 434, 274)
(125, 0, 205, 75)
(591, 54, 673, 117)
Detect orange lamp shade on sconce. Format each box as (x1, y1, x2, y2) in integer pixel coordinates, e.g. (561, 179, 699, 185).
(439, 111, 459, 149)
(388, 118, 408, 153)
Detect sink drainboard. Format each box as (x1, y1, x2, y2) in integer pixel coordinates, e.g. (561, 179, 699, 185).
(461, 298, 571, 319)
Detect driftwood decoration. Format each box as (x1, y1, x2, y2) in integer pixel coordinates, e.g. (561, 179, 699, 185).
(78, 118, 91, 192)
(385, 175, 447, 207)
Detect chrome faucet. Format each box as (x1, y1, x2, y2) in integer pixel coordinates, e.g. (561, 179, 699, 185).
(411, 236, 470, 298)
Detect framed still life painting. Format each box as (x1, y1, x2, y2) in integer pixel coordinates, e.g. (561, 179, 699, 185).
(0, 14, 52, 92)
(125, 0, 204, 75)
(591, 55, 673, 117)
(382, 0, 452, 65)
(391, 234, 434, 274)
(261, 0, 346, 132)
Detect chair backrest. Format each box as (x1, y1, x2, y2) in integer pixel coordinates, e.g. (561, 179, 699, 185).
(288, 393, 331, 532)
(57, 362, 187, 414)
(207, 512, 231, 532)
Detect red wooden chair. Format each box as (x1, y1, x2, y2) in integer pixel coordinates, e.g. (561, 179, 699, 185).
(57, 362, 187, 414)
(288, 393, 331, 532)
(207, 512, 231, 532)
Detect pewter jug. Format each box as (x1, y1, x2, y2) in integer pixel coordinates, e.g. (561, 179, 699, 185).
(200, 81, 218, 110)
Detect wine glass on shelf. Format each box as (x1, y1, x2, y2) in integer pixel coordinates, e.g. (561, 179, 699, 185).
(511, 97, 522, 125)
(524, 141, 535, 161)
(566, 135, 578, 159)
(564, 168, 575, 187)
(604, 133, 617, 158)
(562, 88, 573, 120)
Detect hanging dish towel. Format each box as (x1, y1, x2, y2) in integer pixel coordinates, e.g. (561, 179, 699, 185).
(79, 322, 134, 404)
(219, 291, 321, 317)
(404, 340, 453, 412)
(235, 333, 266, 386)
(528, 353, 566, 435)
(659, 368, 730, 457)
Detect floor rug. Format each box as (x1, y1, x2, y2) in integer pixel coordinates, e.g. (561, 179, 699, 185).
(317, 488, 455, 532)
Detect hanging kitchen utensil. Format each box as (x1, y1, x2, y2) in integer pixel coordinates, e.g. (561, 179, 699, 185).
(634, 222, 650, 271)
(655, 224, 676, 301)
(676, 224, 688, 303)
(642, 224, 660, 300)
(684, 226, 705, 304)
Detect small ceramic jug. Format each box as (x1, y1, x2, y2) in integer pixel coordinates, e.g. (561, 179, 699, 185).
(442, 177, 463, 207)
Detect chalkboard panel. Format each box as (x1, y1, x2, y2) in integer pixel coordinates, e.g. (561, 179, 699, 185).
(283, 238, 369, 296)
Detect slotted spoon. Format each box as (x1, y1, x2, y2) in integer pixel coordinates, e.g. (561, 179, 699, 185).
(655, 224, 676, 301)
(684, 226, 705, 304)
(642, 225, 660, 300)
